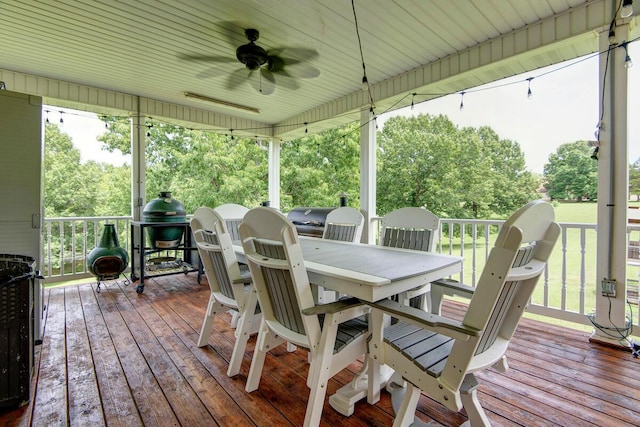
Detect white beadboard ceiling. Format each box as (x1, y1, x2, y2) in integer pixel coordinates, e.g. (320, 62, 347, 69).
(0, 0, 632, 139)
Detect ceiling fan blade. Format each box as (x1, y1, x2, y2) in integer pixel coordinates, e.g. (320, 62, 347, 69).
(225, 68, 251, 90)
(178, 53, 236, 63)
(250, 70, 275, 95)
(215, 21, 252, 46)
(268, 48, 319, 62)
(276, 60, 321, 79)
(264, 69, 300, 91)
(196, 67, 226, 79)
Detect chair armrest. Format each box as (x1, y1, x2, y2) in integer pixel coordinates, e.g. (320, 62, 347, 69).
(231, 268, 253, 285)
(431, 278, 475, 298)
(367, 299, 480, 340)
(302, 297, 368, 316)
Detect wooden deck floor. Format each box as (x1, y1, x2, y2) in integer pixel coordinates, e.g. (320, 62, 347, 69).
(2, 272, 640, 427)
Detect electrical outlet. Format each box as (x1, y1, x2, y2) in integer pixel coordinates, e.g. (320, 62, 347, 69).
(601, 279, 616, 297)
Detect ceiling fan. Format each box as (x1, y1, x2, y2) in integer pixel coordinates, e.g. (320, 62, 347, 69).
(180, 27, 320, 95)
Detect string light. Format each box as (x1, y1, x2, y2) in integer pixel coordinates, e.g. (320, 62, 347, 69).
(304, 122, 308, 133)
(609, 28, 617, 45)
(45, 110, 50, 124)
(59, 110, 64, 124)
(621, 0, 634, 18)
(526, 77, 534, 99)
(623, 42, 634, 68)
(230, 129, 234, 140)
(410, 93, 415, 110)
(146, 123, 153, 137)
(459, 91, 465, 110)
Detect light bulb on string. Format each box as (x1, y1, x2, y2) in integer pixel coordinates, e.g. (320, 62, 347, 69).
(623, 42, 633, 68)
(459, 92, 465, 110)
(621, 0, 633, 18)
(526, 77, 534, 99)
(361, 75, 369, 90)
(304, 122, 308, 134)
(45, 110, 50, 124)
(59, 111, 64, 124)
(410, 93, 416, 110)
(230, 129, 234, 140)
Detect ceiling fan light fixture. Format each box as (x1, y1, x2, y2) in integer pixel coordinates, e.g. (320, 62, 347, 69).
(184, 92, 260, 114)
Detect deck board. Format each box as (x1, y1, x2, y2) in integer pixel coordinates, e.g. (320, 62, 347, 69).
(2, 272, 640, 427)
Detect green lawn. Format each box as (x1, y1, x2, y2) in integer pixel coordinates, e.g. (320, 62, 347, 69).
(444, 200, 640, 334)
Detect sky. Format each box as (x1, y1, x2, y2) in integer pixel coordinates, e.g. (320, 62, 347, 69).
(52, 44, 639, 174)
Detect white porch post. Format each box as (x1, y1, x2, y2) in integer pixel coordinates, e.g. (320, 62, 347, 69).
(131, 109, 146, 221)
(360, 107, 377, 244)
(592, 24, 630, 346)
(268, 138, 281, 209)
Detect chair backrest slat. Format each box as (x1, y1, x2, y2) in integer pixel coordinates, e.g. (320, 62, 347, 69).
(322, 207, 364, 243)
(379, 207, 439, 253)
(475, 243, 536, 354)
(252, 238, 306, 334)
(192, 206, 246, 305)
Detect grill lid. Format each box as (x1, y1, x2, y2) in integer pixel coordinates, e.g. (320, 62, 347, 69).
(287, 207, 336, 227)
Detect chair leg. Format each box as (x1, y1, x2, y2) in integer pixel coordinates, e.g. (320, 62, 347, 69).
(304, 316, 339, 427)
(227, 293, 259, 377)
(460, 375, 490, 427)
(393, 382, 421, 427)
(197, 297, 223, 347)
(245, 322, 284, 392)
(229, 309, 241, 328)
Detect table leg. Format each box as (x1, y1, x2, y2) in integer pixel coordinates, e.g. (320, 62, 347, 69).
(328, 309, 394, 416)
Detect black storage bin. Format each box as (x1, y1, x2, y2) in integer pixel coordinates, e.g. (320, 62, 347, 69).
(0, 254, 35, 409)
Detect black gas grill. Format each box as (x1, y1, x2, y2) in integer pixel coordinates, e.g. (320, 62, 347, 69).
(287, 207, 337, 237)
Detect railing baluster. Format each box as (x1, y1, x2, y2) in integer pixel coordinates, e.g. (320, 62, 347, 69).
(580, 227, 587, 315)
(41, 215, 613, 327)
(561, 226, 568, 311)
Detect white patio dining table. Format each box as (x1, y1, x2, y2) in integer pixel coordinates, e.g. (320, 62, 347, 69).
(233, 236, 463, 415)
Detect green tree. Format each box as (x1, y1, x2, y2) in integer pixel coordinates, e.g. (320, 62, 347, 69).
(377, 114, 537, 218)
(543, 141, 598, 201)
(630, 160, 640, 198)
(280, 123, 361, 211)
(44, 124, 101, 216)
(99, 118, 268, 212)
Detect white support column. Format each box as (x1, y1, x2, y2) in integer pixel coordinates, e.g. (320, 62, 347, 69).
(131, 109, 146, 221)
(360, 107, 377, 244)
(268, 138, 281, 209)
(592, 24, 630, 346)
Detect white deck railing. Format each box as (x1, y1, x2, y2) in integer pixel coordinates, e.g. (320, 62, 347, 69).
(43, 216, 640, 329)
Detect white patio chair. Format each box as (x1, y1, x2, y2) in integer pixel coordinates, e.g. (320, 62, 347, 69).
(315, 206, 366, 302)
(322, 206, 365, 243)
(239, 207, 370, 427)
(378, 207, 443, 310)
(191, 207, 260, 377)
(214, 203, 250, 241)
(367, 200, 560, 426)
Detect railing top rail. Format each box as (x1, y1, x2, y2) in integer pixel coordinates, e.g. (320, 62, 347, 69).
(45, 216, 133, 221)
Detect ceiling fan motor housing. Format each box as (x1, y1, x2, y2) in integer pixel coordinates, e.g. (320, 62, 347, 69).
(236, 28, 268, 70)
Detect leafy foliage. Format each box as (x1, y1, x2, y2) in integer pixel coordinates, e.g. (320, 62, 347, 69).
(44, 124, 130, 217)
(98, 119, 269, 213)
(280, 123, 361, 211)
(377, 114, 537, 218)
(630, 161, 640, 197)
(543, 141, 598, 201)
